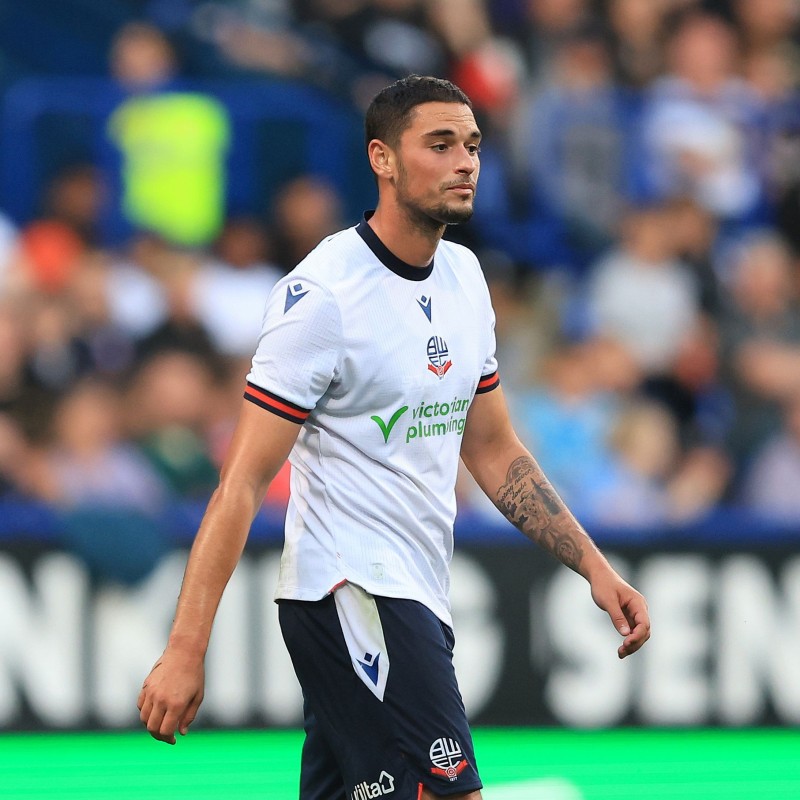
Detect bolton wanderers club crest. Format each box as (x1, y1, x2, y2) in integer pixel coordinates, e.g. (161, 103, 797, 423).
(427, 335, 452, 378)
(429, 737, 468, 781)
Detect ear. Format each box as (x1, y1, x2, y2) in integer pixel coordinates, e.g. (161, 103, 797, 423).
(367, 139, 395, 180)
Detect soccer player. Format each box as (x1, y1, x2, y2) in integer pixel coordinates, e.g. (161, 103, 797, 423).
(138, 75, 651, 800)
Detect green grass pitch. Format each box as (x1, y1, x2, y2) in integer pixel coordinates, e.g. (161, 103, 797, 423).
(1, 727, 798, 799)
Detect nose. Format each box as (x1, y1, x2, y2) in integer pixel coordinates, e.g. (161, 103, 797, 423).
(455, 149, 477, 175)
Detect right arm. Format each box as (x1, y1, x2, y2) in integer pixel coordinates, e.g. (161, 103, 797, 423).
(137, 400, 300, 744)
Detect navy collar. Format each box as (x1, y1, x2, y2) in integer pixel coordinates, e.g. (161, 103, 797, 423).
(356, 211, 434, 282)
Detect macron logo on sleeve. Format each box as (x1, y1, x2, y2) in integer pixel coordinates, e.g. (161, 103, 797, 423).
(284, 282, 309, 313)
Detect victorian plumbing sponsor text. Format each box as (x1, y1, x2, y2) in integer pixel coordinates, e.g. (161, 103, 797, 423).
(371, 396, 470, 444)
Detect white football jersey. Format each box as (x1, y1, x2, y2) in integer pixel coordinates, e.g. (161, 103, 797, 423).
(246, 215, 499, 625)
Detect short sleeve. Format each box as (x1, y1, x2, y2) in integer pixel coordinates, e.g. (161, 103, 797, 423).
(246, 276, 341, 422)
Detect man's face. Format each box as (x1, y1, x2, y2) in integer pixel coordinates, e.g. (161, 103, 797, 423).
(392, 102, 481, 227)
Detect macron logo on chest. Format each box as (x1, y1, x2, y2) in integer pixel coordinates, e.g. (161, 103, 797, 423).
(417, 295, 432, 322)
(284, 282, 309, 313)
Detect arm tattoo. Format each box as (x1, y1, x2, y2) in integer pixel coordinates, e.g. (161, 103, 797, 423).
(494, 456, 586, 572)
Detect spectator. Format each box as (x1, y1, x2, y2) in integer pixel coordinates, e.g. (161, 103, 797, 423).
(640, 13, 766, 226)
(105, 235, 169, 341)
(24, 293, 93, 396)
(24, 374, 174, 585)
(190, 216, 283, 358)
(717, 231, 800, 464)
(605, 0, 671, 88)
(107, 21, 231, 247)
(582, 397, 729, 528)
(0, 413, 32, 498)
(269, 175, 345, 272)
(741, 390, 800, 522)
(732, 0, 800, 62)
(512, 0, 597, 85)
(663, 196, 722, 314)
(511, 340, 622, 512)
(0, 302, 30, 413)
(585, 205, 701, 377)
(743, 45, 800, 256)
(506, 24, 639, 268)
(40, 163, 106, 246)
(130, 239, 219, 367)
(27, 377, 166, 511)
(66, 250, 138, 378)
(580, 399, 680, 527)
(125, 350, 220, 499)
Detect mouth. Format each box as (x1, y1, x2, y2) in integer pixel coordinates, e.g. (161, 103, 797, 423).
(446, 183, 475, 196)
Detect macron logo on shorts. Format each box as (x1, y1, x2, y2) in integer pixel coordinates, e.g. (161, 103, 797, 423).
(357, 652, 380, 686)
(335, 584, 390, 701)
(284, 281, 309, 313)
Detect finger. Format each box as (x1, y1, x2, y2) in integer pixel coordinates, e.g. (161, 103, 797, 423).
(606, 602, 631, 637)
(179, 693, 203, 736)
(620, 596, 650, 633)
(139, 692, 154, 725)
(159, 706, 183, 745)
(146, 705, 175, 745)
(618, 620, 651, 659)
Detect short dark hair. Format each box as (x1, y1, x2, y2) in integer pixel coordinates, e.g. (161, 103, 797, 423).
(365, 75, 472, 151)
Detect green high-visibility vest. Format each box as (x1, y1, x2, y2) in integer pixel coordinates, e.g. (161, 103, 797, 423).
(109, 92, 230, 246)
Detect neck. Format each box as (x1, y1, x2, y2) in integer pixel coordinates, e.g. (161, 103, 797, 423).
(367, 204, 444, 268)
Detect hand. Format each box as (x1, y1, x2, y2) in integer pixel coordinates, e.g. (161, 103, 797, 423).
(137, 649, 205, 744)
(590, 570, 651, 659)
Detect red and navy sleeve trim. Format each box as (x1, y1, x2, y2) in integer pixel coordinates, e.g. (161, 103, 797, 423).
(475, 370, 500, 394)
(244, 381, 311, 424)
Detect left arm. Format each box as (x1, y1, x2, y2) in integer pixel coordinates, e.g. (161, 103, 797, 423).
(460, 386, 650, 658)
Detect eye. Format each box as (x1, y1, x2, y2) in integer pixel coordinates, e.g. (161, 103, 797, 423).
(467, 144, 481, 156)
(432, 143, 448, 152)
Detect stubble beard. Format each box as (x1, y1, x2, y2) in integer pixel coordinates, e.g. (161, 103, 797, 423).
(395, 164, 475, 232)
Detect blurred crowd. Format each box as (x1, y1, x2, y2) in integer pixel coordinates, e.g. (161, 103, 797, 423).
(1, 0, 800, 541)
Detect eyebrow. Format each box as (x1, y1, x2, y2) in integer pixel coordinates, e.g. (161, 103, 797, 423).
(423, 128, 482, 141)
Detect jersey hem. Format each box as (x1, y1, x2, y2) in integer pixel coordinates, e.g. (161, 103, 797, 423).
(275, 581, 453, 629)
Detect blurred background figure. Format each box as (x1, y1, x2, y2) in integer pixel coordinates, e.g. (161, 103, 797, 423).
(505, 22, 639, 271)
(717, 231, 800, 469)
(27, 377, 166, 512)
(125, 350, 220, 500)
(585, 205, 700, 378)
(22, 376, 173, 585)
(191, 216, 283, 358)
(109, 20, 178, 92)
(741, 390, 800, 522)
(640, 13, 766, 229)
(606, 0, 671, 89)
(0, 412, 33, 499)
(268, 174, 346, 272)
(107, 22, 231, 247)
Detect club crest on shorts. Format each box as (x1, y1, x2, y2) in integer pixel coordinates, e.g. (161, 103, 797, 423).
(429, 737, 468, 781)
(426, 335, 452, 378)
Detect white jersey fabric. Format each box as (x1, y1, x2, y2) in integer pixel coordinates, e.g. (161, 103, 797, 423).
(246, 214, 499, 625)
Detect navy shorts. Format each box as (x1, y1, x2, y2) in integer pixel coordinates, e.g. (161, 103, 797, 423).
(278, 584, 482, 800)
